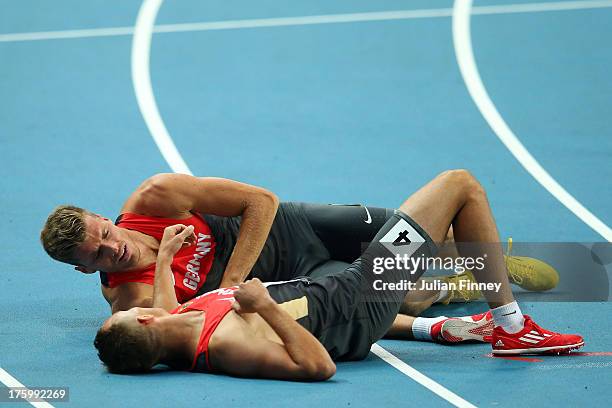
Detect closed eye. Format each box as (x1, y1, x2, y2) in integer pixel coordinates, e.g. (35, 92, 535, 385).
(97, 228, 109, 259)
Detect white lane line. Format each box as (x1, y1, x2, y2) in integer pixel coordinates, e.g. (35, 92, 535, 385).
(132, 0, 192, 175)
(470, 0, 612, 15)
(2, 0, 612, 43)
(132, 0, 477, 404)
(452, 0, 612, 242)
(0, 368, 55, 408)
(370, 345, 477, 408)
(0, 27, 133, 42)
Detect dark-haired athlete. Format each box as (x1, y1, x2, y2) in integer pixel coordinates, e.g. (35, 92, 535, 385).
(94, 172, 583, 379)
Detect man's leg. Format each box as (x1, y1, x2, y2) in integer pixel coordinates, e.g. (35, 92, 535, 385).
(393, 169, 583, 354)
(302, 204, 466, 316)
(344, 169, 503, 346)
(397, 278, 440, 315)
(300, 203, 395, 263)
(397, 169, 513, 307)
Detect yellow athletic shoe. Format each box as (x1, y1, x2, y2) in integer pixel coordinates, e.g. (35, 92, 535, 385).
(504, 238, 559, 292)
(439, 271, 483, 304)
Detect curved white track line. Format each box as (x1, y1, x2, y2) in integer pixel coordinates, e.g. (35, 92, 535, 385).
(131, 1, 476, 405)
(132, 0, 192, 175)
(452, 0, 612, 242)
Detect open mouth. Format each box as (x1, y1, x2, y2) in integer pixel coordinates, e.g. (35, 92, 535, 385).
(118, 244, 128, 263)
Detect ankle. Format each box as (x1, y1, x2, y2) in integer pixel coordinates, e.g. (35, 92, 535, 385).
(490, 301, 524, 334)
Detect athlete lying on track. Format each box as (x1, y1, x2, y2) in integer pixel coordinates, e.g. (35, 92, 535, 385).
(93, 171, 584, 380)
(41, 172, 559, 342)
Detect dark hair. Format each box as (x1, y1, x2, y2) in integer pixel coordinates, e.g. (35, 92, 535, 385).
(94, 322, 160, 374)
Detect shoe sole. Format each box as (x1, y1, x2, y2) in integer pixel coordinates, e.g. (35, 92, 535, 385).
(492, 341, 585, 355)
(441, 318, 494, 343)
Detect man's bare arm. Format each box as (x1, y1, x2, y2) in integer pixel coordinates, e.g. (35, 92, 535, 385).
(152, 255, 179, 311)
(251, 299, 335, 379)
(214, 333, 335, 381)
(123, 174, 279, 288)
(217, 279, 335, 380)
(152, 224, 197, 311)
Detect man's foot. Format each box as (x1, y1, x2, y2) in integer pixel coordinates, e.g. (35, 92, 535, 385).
(431, 311, 493, 343)
(440, 271, 482, 304)
(491, 315, 584, 355)
(504, 238, 559, 292)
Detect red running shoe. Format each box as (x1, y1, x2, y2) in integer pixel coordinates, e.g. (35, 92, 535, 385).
(431, 311, 494, 343)
(491, 315, 584, 355)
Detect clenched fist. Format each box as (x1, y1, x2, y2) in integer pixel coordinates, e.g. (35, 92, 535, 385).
(232, 278, 275, 314)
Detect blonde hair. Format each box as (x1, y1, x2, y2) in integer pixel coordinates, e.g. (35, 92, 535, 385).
(40, 205, 92, 265)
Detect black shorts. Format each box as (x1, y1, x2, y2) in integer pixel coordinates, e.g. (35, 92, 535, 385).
(199, 202, 395, 294)
(266, 210, 437, 361)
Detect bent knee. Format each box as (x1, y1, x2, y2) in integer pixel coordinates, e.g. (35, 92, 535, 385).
(438, 169, 486, 200)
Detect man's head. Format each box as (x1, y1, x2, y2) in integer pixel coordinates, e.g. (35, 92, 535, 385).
(94, 307, 168, 373)
(41, 205, 135, 273)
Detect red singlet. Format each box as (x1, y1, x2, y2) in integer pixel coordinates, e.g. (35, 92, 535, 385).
(171, 287, 238, 372)
(102, 212, 216, 303)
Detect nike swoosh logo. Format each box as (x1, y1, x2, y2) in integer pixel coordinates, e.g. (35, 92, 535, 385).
(501, 310, 517, 316)
(363, 206, 372, 224)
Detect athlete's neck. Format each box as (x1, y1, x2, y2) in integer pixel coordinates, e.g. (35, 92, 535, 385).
(157, 311, 204, 370)
(123, 229, 160, 268)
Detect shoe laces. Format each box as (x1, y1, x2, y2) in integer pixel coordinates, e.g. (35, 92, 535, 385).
(458, 289, 475, 302)
(522, 315, 547, 336)
(448, 273, 479, 302)
(505, 238, 535, 284)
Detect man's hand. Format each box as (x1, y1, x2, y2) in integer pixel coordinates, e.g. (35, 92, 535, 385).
(233, 278, 274, 314)
(159, 224, 196, 258)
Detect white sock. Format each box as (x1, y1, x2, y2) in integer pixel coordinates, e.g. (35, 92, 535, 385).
(490, 301, 525, 334)
(434, 288, 449, 303)
(412, 316, 447, 341)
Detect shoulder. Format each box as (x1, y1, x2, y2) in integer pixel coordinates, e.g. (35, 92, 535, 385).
(120, 174, 191, 217)
(101, 282, 154, 312)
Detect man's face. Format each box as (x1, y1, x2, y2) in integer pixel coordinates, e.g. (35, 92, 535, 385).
(72, 215, 135, 273)
(103, 307, 169, 331)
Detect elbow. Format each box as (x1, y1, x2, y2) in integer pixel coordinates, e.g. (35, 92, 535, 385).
(304, 361, 336, 381)
(259, 189, 279, 212)
(318, 362, 336, 381)
(242, 188, 278, 218)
